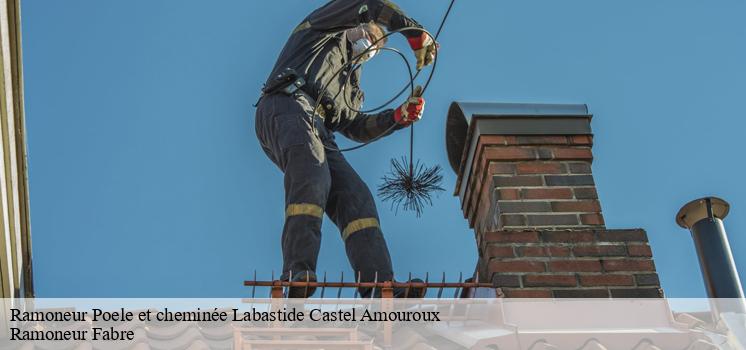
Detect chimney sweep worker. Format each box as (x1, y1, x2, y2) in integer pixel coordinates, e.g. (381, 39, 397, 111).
(255, 0, 437, 298)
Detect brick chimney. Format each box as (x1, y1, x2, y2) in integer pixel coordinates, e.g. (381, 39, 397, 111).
(446, 102, 663, 298)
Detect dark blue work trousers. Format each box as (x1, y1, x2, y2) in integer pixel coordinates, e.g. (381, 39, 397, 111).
(255, 92, 394, 285)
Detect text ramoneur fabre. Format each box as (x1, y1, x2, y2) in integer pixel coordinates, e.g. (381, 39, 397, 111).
(8, 307, 440, 341)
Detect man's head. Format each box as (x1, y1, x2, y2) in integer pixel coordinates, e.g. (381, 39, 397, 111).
(346, 22, 387, 63)
(364, 22, 387, 47)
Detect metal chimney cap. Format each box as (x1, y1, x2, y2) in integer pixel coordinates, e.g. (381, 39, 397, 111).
(445, 101, 591, 174)
(676, 196, 730, 229)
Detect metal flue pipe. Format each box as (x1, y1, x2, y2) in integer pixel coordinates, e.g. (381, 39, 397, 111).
(677, 197, 745, 314)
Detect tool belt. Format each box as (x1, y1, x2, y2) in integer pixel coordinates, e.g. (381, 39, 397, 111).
(260, 68, 336, 119)
(262, 68, 305, 96)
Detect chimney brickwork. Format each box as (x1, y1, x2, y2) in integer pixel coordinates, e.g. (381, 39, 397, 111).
(447, 102, 663, 298)
(464, 134, 604, 234)
(478, 229, 661, 298)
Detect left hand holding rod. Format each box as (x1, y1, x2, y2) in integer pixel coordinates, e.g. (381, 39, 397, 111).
(394, 85, 425, 127)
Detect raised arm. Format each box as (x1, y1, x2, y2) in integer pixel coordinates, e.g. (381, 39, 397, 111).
(338, 86, 425, 143)
(337, 109, 399, 144)
(308, 0, 423, 38)
(308, 0, 437, 70)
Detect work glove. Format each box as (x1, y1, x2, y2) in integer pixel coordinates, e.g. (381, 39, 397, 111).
(408, 33, 438, 70)
(394, 85, 425, 127)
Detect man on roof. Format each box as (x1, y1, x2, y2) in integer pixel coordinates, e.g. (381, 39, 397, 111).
(254, 0, 438, 298)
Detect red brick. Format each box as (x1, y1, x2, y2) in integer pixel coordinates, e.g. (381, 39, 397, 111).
(472, 154, 486, 174)
(514, 136, 570, 145)
(545, 175, 594, 186)
(521, 188, 574, 200)
(476, 174, 494, 207)
(498, 201, 551, 213)
(570, 135, 593, 145)
(466, 164, 485, 194)
(568, 162, 592, 174)
(580, 213, 605, 226)
(503, 136, 519, 145)
(475, 198, 492, 230)
(479, 135, 511, 146)
(635, 274, 661, 286)
(462, 172, 480, 206)
(517, 246, 571, 257)
(499, 214, 526, 227)
(628, 244, 653, 257)
(483, 146, 536, 161)
(548, 147, 593, 161)
(553, 289, 609, 298)
(523, 274, 577, 287)
(549, 246, 572, 257)
(497, 188, 519, 200)
(527, 214, 579, 226)
(489, 260, 546, 273)
(579, 274, 634, 286)
(465, 207, 477, 230)
(551, 200, 601, 213)
(516, 162, 565, 175)
(549, 260, 602, 272)
(460, 197, 479, 222)
(537, 148, 553, 160)
(488, 162, 516, 175)
(493, 175, 544, 187)
(486, 245, 515, 258)
(492, 274, 521, 288)
(573, 187, 598, 199)
(517, 246, 546, 256)
(540, 230, 595, 243)
(573, 245, 627, 257)
(602, 259, 655, 272)
(483, 231, 540, 243)
(503, 289, 552, 298)
(598, 229, 648, 242)
(610, 288, 663, 298)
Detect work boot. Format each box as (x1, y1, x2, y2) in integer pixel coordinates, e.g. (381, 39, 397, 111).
(394, 278, 426, 298)
(287, 271, 317, 298)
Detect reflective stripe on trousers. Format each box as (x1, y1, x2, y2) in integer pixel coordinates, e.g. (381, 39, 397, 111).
(255, 93, 394, 283)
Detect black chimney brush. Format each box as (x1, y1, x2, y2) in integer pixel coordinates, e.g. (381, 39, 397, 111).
(378, 157, 444, 216)
(377, 126, 444, 216)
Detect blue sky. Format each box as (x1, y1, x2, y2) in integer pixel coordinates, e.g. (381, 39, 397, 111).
(22, 0, 745, 297)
